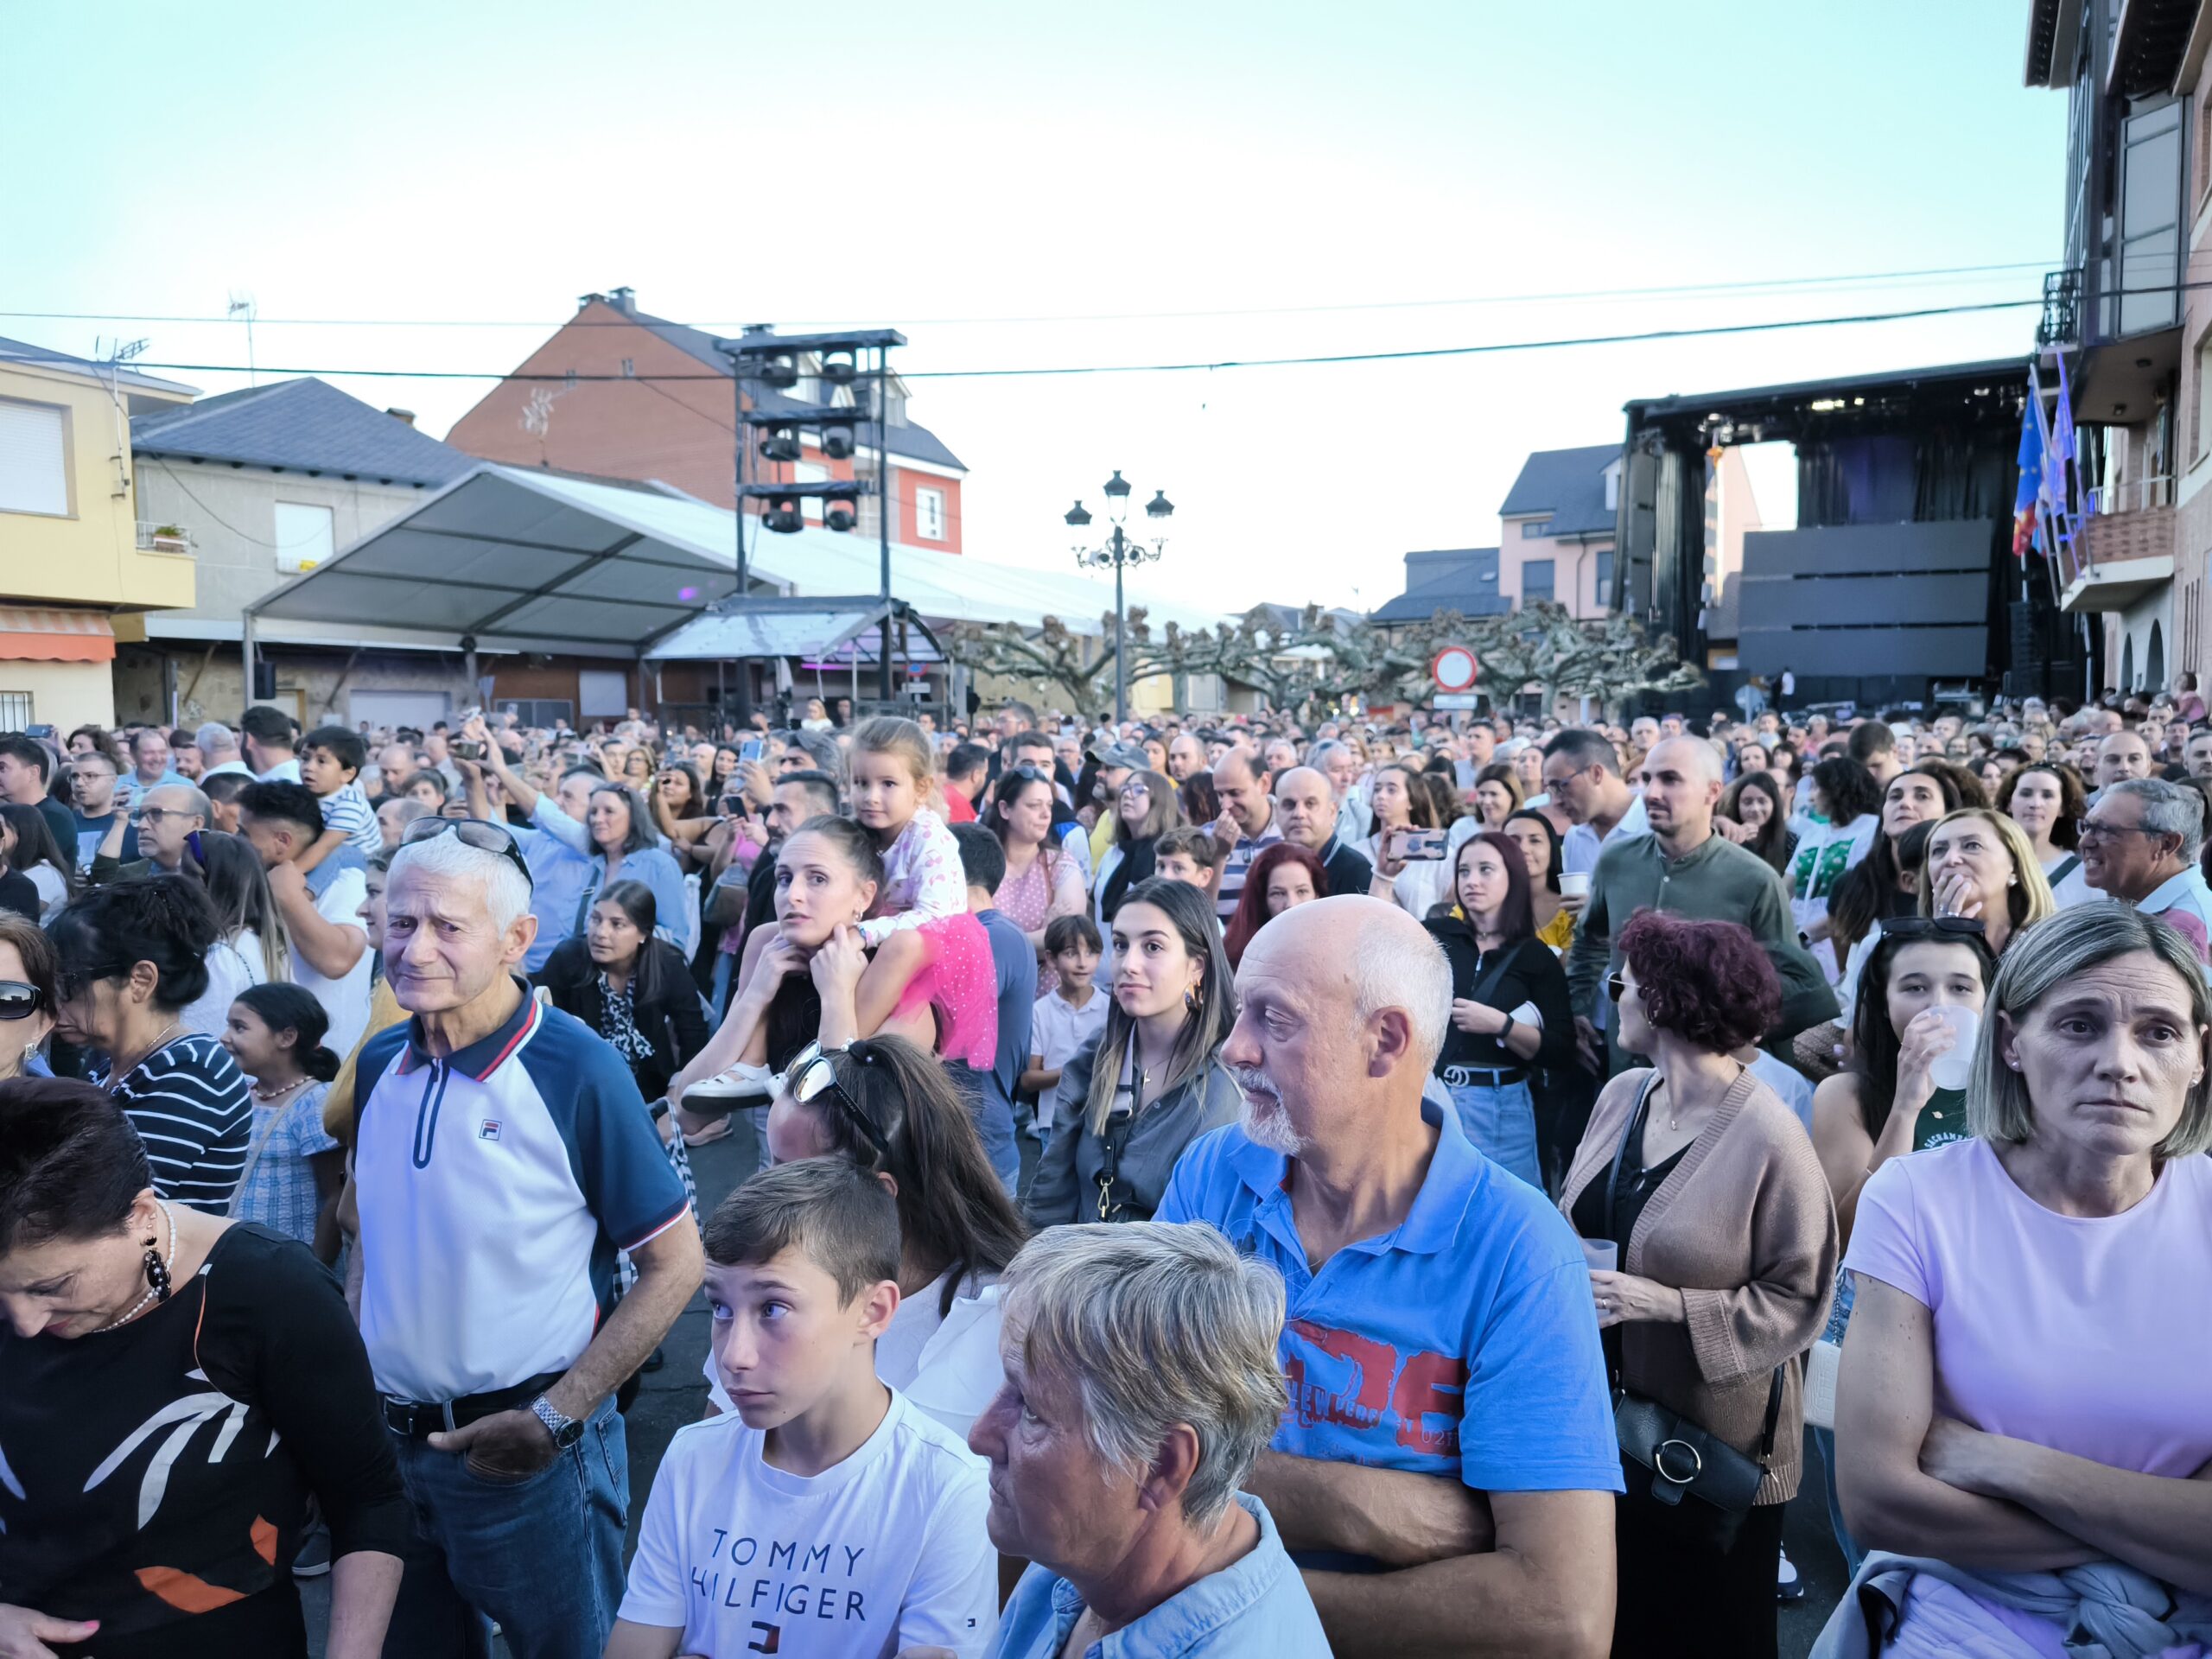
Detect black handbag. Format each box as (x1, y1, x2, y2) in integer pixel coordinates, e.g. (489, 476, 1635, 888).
(1602, 1079, 1784, 1552)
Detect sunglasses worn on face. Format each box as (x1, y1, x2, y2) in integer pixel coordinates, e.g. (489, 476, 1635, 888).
(784, 1042, 898, 1167)
(400, 816, 535, 889)
(0, 981, 44, 1020)
(1607, 972, 1629, 1002)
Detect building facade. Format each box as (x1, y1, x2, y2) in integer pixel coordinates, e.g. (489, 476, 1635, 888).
(1497, 443, 1623, 619)
(2026, 0, 2209, 696)
(0, 339, 197, 728)
(444, 289, 970, 553)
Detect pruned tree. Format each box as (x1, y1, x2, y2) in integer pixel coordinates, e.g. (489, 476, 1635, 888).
(942, 607, 1182, 714)
(1372, 602, 1700, 715)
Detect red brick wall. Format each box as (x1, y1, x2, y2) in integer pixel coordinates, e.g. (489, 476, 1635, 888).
(446, 302, 741, 505)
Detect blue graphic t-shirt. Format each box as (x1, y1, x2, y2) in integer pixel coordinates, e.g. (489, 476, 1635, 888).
(1158, 1102, 1623, 1522)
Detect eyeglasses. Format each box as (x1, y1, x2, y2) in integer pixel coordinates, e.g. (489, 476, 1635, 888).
(1607, 971, 1630, 1002)
(1881, 917, 1986, 942)
(137, 805, 196, 825)
(2075, 817, 2162, 843)
(0, 981, 44, 1020)
(783, 1042, 898, 1168)
(399, 816, 535, 889)
(55, 963, 126, 1003)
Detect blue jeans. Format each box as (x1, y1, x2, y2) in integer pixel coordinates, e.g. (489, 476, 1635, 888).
(950, 1064, 1021, 1197)
(384, 1395, 628, 1659)
(1446, 1077, 1542, 1189)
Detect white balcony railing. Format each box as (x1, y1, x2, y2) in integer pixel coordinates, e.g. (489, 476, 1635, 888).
(135, 522, 194, 554)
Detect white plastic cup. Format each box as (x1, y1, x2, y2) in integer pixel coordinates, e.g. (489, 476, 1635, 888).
(1581, 1238, 1618, 1273)
(1926, 1004, 1979, 1093)
(1560, 871, 1592, 900)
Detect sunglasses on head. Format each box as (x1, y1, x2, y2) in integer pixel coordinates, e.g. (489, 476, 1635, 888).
(399, 816, 535, 889)
(783, 1042, 898, 1168)
(1881, 917, 1986, 942)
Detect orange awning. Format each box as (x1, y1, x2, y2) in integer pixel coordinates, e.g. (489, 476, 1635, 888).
(0, 608, 116, 664)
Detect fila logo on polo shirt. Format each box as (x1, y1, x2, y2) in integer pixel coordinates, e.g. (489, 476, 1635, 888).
(479, 1120, 501, 1141)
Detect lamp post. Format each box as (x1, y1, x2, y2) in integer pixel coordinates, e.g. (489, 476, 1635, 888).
(1067, 471, 1174, 725)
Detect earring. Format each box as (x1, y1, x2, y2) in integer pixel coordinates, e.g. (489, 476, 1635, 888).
(1185, 984, 1202, 1014)
(143, 1241, 170, 1301)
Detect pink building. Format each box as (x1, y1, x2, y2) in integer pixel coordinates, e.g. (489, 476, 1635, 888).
(1497, 444, 1623, 618)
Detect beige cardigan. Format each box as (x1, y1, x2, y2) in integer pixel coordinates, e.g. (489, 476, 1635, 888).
(1558, 1066, 1838, 1504)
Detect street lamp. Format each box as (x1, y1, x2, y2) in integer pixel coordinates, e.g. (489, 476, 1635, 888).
(1068, 471, 1174, 724)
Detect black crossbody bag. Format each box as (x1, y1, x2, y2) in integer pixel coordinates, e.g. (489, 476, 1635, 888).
(1604, 1080, 1783, 1551)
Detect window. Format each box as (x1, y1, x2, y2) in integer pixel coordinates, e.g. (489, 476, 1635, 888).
(2196, 329, 2212, 461)
(916, 486, 946, 542)
(1522, 558, 1554, 603)
(794, 461, 829, 523)
(272, 502, 334, 574)
(1595, 549, 1614, 598)
(0, 399, 68, 516)
(1519, 516, 1550, 539)
(0, 693, 31, 728)
(1605, 460, 1623, 512)
(620, 358, 635, 378)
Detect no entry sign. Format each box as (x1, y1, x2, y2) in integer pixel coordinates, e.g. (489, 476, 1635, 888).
(1430, 645, 1479, 694)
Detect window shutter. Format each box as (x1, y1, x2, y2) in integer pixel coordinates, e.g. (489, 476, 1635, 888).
(0, 402, 68, 515)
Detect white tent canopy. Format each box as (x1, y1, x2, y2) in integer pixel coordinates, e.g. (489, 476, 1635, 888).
(250, 465, 1223, 656)
(647, 599, 944, 664)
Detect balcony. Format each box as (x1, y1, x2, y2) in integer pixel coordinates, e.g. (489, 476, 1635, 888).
(2058, 476, 2174, 613)
(135, 521, 194, 555)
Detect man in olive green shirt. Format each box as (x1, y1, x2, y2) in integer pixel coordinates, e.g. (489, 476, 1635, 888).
(1566, 737, 1835, 1075)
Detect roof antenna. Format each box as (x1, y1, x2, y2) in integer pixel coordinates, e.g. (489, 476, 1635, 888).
(226, 291, 257, 385)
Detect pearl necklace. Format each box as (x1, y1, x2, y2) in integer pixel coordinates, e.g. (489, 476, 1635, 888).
(95, 1201, 176, 1334)
(251, 1076, 308, 1103)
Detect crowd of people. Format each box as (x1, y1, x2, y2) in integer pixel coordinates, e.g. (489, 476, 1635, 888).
(0, 684, 2207, 1659)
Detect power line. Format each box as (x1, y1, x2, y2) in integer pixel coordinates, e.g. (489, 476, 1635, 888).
(0, 258, 2056, 332)
(35, 296, 2046, 385)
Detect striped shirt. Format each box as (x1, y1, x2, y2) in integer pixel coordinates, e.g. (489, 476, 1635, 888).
(94, 1032, 253, 1214)
(317, 780, 383, 857)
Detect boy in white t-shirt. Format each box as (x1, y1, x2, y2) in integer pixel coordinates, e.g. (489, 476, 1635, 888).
(1020, 913, 1108, 1140)
(609, 1160, 996, 1659)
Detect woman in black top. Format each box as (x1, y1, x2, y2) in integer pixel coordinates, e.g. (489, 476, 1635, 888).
(49, 878, 252, 1213)
(1424, 830, 1573, 1191)
(0, 1078, 406, 1658)
(535, 879, 709, 1103)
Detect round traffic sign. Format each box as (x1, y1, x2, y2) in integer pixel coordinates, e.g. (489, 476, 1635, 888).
(1431, 645, 1479, 693)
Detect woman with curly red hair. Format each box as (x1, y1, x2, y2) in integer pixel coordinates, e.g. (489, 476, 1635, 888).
(1221, 842, 1327, 969)
(1557, 910, 1838, 1659)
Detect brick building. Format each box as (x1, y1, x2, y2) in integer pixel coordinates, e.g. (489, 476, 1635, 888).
(445, 289, 969, 553)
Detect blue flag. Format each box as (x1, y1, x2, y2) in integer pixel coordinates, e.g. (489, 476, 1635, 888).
(2013, 396, 2043, 559)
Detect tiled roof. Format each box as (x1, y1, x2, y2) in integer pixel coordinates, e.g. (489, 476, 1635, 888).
(624, 307, 968, 473)
(1499, 442, 1620, 537)
(130, 378, 476, 486)
(1370, 547, 1509, 623)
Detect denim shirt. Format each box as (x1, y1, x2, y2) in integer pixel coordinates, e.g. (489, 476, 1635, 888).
(989, 1495, 1330, 1659)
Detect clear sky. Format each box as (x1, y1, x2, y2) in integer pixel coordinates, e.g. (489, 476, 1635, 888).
(2, 1, 2063, 616)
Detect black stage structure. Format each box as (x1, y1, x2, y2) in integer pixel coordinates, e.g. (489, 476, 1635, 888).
(1616, 358, 2088, 715)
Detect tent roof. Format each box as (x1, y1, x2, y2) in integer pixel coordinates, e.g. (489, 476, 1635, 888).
(251, 465, 1223, 655)
(647, 598, 943, 664)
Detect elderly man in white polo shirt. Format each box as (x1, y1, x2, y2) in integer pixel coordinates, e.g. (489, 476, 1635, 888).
(348, 818, 702, 1658)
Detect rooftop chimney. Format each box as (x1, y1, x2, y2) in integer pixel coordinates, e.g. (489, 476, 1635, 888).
(577, 291, 607, 309)
(607, 286, 637, 314)
(385, 407, 416, 427)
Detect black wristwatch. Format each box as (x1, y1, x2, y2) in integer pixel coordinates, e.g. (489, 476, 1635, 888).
(530, 1393, 584, 1450)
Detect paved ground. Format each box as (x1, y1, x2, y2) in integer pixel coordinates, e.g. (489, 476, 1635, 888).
(311, 1115, 1847, 1656)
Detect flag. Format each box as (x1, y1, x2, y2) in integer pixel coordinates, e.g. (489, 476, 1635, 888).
(2051, 348, 2081, 522)
(2013, 391, 2044, 559)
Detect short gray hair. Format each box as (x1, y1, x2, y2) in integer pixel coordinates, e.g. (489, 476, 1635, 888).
(194, 721, 239, 757)
(147, 783, 211, 822)
(2105, 778, 2205, 861)
(1004, 1223, 1287, 1529)
(783, 728, 843, 780)
(1970, 904, 2212, 1158)
(1347, 901, 1452, 1072)
(387, 825, 532, 932)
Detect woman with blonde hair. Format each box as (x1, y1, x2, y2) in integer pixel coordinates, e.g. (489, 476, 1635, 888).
(1835, 807, 2055, 1028)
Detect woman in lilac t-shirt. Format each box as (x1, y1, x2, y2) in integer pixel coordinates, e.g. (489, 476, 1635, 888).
(1830, 905, 2212, 1656)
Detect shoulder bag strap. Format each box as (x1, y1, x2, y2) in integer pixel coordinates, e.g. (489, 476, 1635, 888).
(1603, 1073, 1661, 1220)
(225, 1089, 295, 1220)
(1753, 1364, 1787, 1466)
